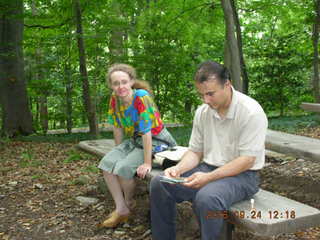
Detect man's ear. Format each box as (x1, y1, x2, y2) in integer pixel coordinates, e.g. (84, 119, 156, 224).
(225, 79, 231, 87)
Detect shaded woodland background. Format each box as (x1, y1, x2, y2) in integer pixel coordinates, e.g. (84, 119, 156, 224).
(1, 0, 319, 137)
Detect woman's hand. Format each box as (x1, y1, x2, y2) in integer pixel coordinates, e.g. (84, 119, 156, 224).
(137, 163, 152, 179)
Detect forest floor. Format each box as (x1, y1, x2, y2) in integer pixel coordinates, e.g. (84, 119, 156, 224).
(0, 127, 320, 240)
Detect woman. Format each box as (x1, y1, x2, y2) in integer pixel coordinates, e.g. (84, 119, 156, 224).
(98, 63, 177, 228)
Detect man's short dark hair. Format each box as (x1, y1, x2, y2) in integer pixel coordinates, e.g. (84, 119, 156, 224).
(194, 60, 230, 85)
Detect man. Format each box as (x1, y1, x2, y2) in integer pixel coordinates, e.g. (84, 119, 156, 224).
(150, 60, 268, 240)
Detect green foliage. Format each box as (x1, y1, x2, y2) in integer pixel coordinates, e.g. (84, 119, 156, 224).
(268, 114, 320, 133)
(64, 150, 83, 163)
(240, 0, 314, 116)
(83, 164, 100, 173)
(22, 0, 227, 128)
(15, 131, 113, 143)
(249, 33, 310, 115)
(71, 175, 90, 185)
(168, 126, 193, 146)
(17, 0, 318, 132)
(21, 149, 33, 162)
(31, 174, 42, 180)
(19, 149, 43, 167)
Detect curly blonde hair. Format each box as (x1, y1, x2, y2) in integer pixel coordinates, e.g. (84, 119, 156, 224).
(107, 63, 153, 94)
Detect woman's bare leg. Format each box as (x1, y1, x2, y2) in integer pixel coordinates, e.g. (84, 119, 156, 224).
(103, 171, 130, 215)
(119, 177, 136, 208)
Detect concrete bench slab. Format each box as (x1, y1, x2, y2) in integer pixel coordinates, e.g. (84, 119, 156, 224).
(79, 129, 320, 165)
(77, 139, 163, 178)
(77, 138, 320, 239)
(300, 102, 320, 113)
(266, 130, 320, 162)
(229, 189, 320, 236)
(78, 139, 114, 158)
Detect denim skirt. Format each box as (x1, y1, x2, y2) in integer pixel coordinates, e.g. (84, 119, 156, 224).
(98, 128, 177, 179)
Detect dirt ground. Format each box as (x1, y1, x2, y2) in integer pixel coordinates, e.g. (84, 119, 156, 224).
(0, 127, 319, 240)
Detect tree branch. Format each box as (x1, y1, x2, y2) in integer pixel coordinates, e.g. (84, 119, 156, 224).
(24, 18, 71, 29)
(167, 2, 214, 27)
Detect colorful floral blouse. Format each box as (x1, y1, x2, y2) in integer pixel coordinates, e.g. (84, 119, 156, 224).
(107, 89, 164, 137)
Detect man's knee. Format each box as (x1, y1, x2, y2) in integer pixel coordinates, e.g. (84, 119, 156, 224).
(194, 190, 225, 211)
(150, 175, 162, 193)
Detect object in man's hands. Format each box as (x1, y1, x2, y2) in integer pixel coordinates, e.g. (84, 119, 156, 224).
(160, 176, 187, 184)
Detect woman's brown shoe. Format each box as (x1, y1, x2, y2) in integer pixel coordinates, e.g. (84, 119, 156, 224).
(106, 210, 117, 219)
(98, 212, 130, 228)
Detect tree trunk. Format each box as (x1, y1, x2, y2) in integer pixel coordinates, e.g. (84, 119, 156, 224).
(109, 30, 126, 64)
(34, 48, 49, 134)
(230, 0, 249, 94)
(39, 96, 48, 134)
(31, 0, 48, 134)
(65, 60, 73, 134)
(35, 97, 40, 130)
(73, 0, 98, 136)
(64, 30, 73, 134)
(313, 0, 320, 103)
(0, 0, 33, 136)
(109, 1, 126, 64)
(221, 0, 242, 92)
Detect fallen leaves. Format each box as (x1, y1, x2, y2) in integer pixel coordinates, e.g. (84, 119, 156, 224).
(297, 127, 320, 139)
(1, 135, 320, 240)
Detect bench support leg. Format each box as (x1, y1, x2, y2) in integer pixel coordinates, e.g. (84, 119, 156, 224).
(218, 221, 234, 240)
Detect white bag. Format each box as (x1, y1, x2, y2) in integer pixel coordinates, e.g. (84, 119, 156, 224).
(154, 146, 188, 167)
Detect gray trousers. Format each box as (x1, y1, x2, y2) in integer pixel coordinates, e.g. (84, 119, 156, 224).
(150, 163, 260, 240)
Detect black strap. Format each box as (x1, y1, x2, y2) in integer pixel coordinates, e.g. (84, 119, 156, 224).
(132, 131, 173, 150)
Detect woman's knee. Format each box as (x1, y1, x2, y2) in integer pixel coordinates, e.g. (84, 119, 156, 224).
(99, 155, 116, 170)
(103, 170, 112, 177)
(113, 163, 136, 178)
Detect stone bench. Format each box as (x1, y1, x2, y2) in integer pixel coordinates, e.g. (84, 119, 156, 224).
(265, 130, 320, 162)
(77, 139, 320, 240)
(300, 102, 320, 113)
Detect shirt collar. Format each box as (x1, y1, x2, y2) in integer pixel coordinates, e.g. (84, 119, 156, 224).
(211, 86, 238, 120)
(225, 86, 238, 119)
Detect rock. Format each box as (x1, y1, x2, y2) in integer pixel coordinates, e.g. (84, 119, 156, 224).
(8, 181, 18, 186)
(96, 205, 105, 211)
(34, 183, 43, 189)
(141, 229, 151, 238)
(123, 223, 130, 228)
(76, 196, 99, 206)
(280, 161, 289, 165)
(93, 202, 105, 211)
(133, 224, 145, 232)
(73, 175, 90, 185)
(113, 230, 126, 236)
(87, 185, 98, 191)
(97, 177, 109, 194)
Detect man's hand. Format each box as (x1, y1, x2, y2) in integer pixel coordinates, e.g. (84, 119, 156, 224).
(183, 172, 210, 189)
(137, 163, 152, 179)
(164, 166, 181, 178)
